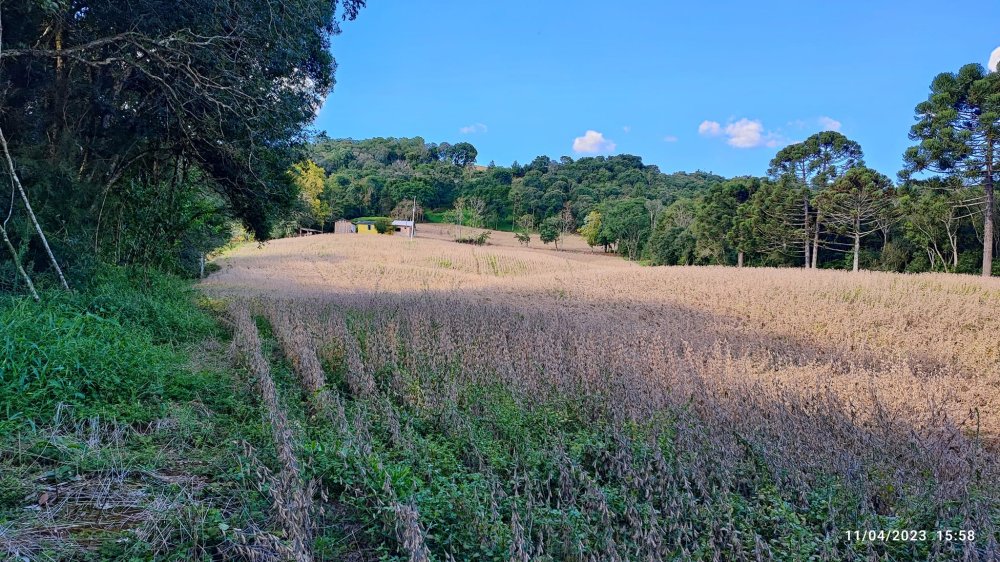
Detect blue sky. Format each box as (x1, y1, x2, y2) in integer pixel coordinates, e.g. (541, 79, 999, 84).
(315, 1, 1000, 179)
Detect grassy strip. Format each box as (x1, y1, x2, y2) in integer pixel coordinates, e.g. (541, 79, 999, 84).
(0, 267, 218, 433)
(0, 267, 285, 560)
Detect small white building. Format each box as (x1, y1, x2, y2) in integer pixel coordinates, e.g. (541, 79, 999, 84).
(391, 220, 415, 237)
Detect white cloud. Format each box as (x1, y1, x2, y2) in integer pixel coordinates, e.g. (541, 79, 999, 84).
(817, 116, 842, 131)
(663, 135, 679, 142)
(572, 130, 616, 154)
(724, 119, 768, 148)
(459, 123, 488, 134)
(701, 118, 784, 148)
(622, 125, 632, 133)
(729, 119, 784, 148)
(990, 46, 1000, 72)
(698, 120, 722, 136)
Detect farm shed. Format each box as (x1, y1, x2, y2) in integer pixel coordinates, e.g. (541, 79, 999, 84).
(334, 220, 356, 234)
(391, 220, 415, 237)
(355, 220, 377, 234)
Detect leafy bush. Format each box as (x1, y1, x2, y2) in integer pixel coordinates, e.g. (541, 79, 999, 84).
(374, 217, 393, 234)
(455, 231, 490, 245)
(0, 266, 218, 434)
(878, 240, 910, 272)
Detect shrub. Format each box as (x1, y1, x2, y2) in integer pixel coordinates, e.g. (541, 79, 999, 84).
(373, 217, 393, 234)
(878, 241, 910, 272)
(0, 266, 217, 434)
(455, 231, 490, 245)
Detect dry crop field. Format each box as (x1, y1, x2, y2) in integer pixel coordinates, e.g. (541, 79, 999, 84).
(203, 228, 1000, 561)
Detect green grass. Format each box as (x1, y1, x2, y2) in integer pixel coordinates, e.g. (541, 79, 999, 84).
(0, 267, 282, 560)
(0, 267, 218, 434)
(422, 209, 449, 224)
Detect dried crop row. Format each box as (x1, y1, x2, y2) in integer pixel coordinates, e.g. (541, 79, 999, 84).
(228, 300, 316, 562)
(254, 293, 998, 559)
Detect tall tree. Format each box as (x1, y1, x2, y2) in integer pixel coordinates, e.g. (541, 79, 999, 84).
(600, 198, 651, 261)
(768, 132, 864, 268)
(903, 63, 1000, 277)
(442, 142, 478, 167)
(693, 176, 760, 265)
(742, 177, 807, 265)
(578, 210, 602, 251)
(818, 167, 894, 271)
(289, 160, 330, 227)
(539, 216, 562, 249)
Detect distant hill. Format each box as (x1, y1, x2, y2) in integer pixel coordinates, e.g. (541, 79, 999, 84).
(305, 136, 726, 230)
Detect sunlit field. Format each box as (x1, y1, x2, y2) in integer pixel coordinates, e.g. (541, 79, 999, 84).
(203, 228, 1000, 561)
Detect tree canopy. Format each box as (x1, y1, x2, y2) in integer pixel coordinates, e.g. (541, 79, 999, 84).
(903, 63, 1000, 276)
(0, 0, 365, 281)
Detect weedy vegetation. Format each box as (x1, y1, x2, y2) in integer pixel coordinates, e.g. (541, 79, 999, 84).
(0, 267, 372, 561)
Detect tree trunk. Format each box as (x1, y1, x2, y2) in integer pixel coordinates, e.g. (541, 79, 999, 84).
(951, 233, 958, 271)
(811, 215, 820, 269)
(983, 144, 994, 277)
(0, 127, 70, 290)
(0, 222, 40, 301)
(803, 195, 811, 268)
(737, 250, 744, 268)
(853, 217, 860, 272)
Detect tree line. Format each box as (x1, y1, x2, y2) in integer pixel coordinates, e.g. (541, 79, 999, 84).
(637, 64, 998, 276)
(293, 61, 998, 276)
(293, 135, 725, 231)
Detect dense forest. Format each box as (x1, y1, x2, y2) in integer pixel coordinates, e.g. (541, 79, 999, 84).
(297, 136, 724, 233)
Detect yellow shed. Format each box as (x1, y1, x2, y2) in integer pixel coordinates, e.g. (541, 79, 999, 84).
(355, 220, 378, 234)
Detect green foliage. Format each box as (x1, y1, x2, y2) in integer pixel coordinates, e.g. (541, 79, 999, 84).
(306, 137, 725, 231)
(903, 63, 1000, 276)
(374, 217, 393, 234)
(0, 0, 366, 282)
(0, 271, 283, 559)
(600, 197, 651, 260)
(538, 217, 561, 247)
(0, 266, 217, 433)
(693, 176, 761, 264)
(300, 124, 982, 275)
(290, 160, 332, 228)
(647, 199, 698, 265)
(578, 210, 602, 248)
(897, 183, 969, 272)
(455, 231, 491, 245)
(769, 131, 864, 189)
